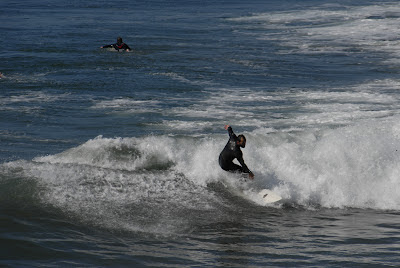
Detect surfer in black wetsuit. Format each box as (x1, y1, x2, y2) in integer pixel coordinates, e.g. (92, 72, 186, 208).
(219, 125, 254, 179)
(100, 37, 131, 52)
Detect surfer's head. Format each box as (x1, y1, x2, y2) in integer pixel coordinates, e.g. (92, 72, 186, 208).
(117, 37, 123, 44)
(237, 135, 246, 148)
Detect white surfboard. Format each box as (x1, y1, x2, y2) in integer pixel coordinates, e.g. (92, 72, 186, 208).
(258, 189, 282, 204)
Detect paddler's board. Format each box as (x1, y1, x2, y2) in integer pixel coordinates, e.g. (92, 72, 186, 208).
(258, 189, 282, 204)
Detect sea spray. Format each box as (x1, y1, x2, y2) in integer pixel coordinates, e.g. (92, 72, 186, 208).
(253, 116, 400, 209)
(2, 114, 400, 236)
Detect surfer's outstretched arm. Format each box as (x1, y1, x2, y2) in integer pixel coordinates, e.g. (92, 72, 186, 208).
(224, 125, 237, 139)
(100, 44, 113, 48)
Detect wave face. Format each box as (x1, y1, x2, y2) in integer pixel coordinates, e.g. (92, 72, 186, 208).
(1, 136, 229, 235)
(2, 115, 400, 236)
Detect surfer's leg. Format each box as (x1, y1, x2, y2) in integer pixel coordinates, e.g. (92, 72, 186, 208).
(227, 163, 244, 173)
(219, 157, 245, 173)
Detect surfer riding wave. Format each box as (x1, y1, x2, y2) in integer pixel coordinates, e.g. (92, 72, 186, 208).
(219, 125, 254, 179)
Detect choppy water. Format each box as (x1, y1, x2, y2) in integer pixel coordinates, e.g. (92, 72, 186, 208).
(2, 0, 400, 266)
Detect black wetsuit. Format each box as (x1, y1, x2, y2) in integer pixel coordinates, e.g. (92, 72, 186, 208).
(103, 42, 131, 51)
(219, 126, 251, 174)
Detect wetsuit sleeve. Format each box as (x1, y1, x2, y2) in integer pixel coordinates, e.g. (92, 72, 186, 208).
(122, 43, 131, 50)
(237, 152, 251, 174)
(102, 44, 113, 48)
(227, 126, 237, 140)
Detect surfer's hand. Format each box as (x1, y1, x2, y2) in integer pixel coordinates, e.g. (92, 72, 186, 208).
(224, 124, 230, 130)
(249, 172, 254, 180)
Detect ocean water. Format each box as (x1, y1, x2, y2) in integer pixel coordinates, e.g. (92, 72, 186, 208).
(2, 0, 400, 266)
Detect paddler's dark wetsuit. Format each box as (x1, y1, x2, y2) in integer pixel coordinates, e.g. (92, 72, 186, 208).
(102, 38, 131, 51)
(102, 42, 131, 51)
(219, 126, 252, 175)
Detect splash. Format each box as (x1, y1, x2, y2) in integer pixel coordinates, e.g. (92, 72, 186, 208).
(1, 135, 228, 234)
(254, 116, 400, 209)
(2, 116, 400, 234)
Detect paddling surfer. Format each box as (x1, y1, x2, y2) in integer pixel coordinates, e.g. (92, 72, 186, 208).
(219, 125, 254, 179)
(100, 37, 132, 52)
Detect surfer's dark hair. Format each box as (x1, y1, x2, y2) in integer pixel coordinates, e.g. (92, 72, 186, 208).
(238, 134, 246, 142)
(117, 37, 123, 43)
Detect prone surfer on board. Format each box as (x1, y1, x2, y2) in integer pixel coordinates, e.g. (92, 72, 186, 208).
(219, 125, 254, 180)
(100, 37, 132, 52)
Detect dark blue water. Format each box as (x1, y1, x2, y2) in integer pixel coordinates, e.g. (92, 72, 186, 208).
(2, 0, 400, 266)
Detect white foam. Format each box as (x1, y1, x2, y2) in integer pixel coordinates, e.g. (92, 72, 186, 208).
(26, 114, 400, 211)
(161, 120, 213, 132)
(249, 116, 400, 209)
(228, 3, 400, 60)
(151, 72, 216, 86)
(3, 114, 400, 236)
(34, 135, 175, 171)
(91, 98, 161, 114)
(0, 91, 71, 113)
(7, 135, 228, 233)
(0, 91, 70, 106)
(88, 77, 400, 135)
